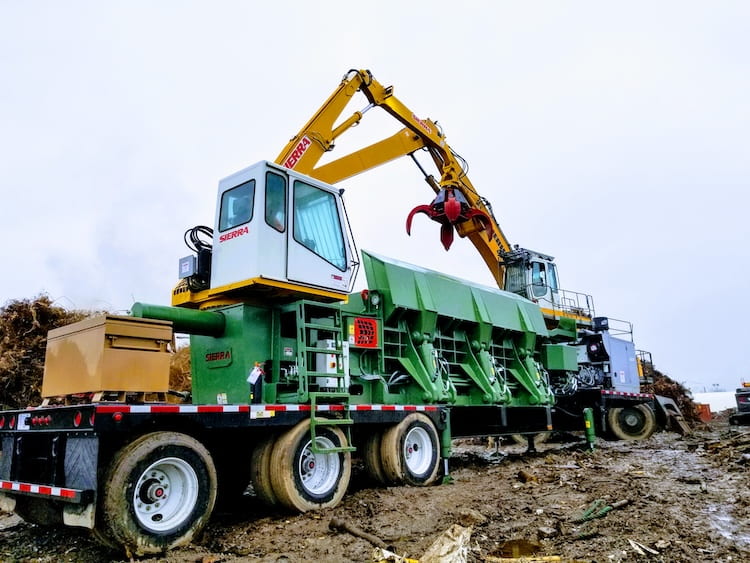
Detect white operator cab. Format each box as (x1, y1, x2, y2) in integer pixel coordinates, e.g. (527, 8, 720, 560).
(503, 247, 594, 324)
(209, 160, 358, 301)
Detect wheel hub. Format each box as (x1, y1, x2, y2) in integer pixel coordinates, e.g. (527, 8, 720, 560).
(139, 474, 169, 504)
(133, 457, 198, 532)
(624, 412, 641, 427)
(298, 438, 340, 496)
(403, 427, 431, 475)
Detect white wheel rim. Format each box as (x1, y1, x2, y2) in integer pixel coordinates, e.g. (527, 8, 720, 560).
(133, 457, 198, 532)
(403, 426, 432, 476)
(298, 437, 340, 496)
(624, 412, 640, 427)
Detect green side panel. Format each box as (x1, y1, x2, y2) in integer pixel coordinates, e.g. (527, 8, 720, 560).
(547, 316, 578, 342)
(190, 303, 272, 404)
(361, 251, 549, 336)
(542, 344, 579, 371)
(355, 251, 555, 406)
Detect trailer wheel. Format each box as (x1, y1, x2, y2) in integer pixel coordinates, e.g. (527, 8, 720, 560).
(381, 413, 440, 486)
(607, 404, 657, 441)
(250, 434, 279, 506)
(362, 430, 389, 485)
(97, 432, 217, 555)
(269, 419, 351, 512)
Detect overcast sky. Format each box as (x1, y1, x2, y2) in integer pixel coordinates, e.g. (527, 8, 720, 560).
(1, 2, 748, 393)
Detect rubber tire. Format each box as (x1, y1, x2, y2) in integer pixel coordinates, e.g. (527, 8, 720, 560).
(607, 404, 657, 441)
(510, 432, 552, 447)
(97, 432, 217, 556)
(381, 413, 441, 486)
(250, 435, 279, 506)
(362, 430, 389, 485)
(269, 419, 351, 512)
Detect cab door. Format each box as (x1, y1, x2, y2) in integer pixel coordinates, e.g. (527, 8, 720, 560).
(529, 259, 560, 313)
(286, 177, 356, 293)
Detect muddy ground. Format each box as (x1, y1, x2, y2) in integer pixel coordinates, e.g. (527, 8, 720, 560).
(1, 421, 748, 563)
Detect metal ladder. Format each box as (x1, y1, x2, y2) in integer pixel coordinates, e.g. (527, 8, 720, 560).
(309, 391, 355, 454)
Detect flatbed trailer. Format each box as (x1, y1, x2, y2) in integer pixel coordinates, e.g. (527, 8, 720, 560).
(0, 249, 559, 555)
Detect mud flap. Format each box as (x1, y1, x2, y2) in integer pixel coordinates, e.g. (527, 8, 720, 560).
(653, 395, 691, 435)
(63, 502, 95, 529)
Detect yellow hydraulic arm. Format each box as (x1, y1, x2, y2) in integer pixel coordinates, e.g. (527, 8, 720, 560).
(275, 69, 512, 288)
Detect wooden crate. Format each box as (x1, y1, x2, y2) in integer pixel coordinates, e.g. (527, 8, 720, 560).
(42, 315, 172, 398)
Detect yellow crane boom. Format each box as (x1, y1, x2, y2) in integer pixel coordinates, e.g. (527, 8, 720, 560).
(275, 69, 512, 288)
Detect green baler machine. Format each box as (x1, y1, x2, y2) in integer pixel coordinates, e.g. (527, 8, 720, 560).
(135, 250, 560, 411)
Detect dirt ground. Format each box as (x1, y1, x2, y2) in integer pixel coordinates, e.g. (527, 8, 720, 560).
(1, 420, 748, 563)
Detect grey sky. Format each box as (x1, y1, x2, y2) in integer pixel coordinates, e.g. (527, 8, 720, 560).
(1, 2, 748, 393)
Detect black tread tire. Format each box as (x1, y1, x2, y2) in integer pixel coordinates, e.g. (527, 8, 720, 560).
(380, 413, 441, 486)
(362, 430, 389, 485)
(607, 404, 657, 441)
(250, 435, 279, 506)
(510, 432, 552, 447)
(96, 432, 217, 556)
(269, 419, 351, 513)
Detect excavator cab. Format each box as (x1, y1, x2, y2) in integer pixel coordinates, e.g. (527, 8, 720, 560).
(503, 247, 594, 326)
(174, 161, 358, 308)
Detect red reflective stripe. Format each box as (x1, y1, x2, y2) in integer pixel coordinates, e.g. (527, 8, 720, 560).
(196, 406, 225, 413)
(93, 403, 440, 415)
(150, 405, 180, 413)
(601, 390, 653, 398)
(96, 405, 128, 413)
(0, 480, 79, 500)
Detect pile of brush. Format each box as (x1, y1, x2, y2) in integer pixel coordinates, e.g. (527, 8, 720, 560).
(1, 296, 194, 408)
(641, 363, 702, 424)
(0, 296, 88, 408)
(169, 345, 191, 392)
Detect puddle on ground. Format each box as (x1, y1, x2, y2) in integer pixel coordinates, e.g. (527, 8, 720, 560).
(706, 503, 750, 545)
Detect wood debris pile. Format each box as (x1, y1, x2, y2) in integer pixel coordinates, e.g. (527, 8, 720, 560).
(1, 296, 195, 408)
(704, 431, 750, 467)
(641, 364, 702, 424)
(0, 296, 88, 409)
(170, 346, 191, 392)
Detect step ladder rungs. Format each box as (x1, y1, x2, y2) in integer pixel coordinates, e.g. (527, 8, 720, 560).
(311, 416, 353, 426)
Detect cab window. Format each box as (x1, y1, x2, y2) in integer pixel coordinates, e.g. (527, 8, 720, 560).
(219, 180, 254, 232)
(547, 263, 559, 291)
(531, 262, 547, 297)
(293, 180, 346, 270)
(265, 172, 286, 232)
(504, 264, 526, 295)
